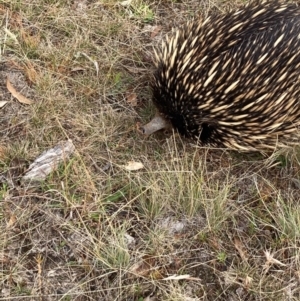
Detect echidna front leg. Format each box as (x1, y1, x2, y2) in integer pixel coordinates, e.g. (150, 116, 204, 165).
(139, 113, 170, 135)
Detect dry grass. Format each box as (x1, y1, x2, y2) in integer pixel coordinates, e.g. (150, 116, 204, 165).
(1, 0, 300, 300)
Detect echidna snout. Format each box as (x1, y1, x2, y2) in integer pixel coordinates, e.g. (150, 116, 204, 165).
(139, 114, 169, 135)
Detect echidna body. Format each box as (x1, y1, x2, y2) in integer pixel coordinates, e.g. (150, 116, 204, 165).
(141, 1, 300, 151)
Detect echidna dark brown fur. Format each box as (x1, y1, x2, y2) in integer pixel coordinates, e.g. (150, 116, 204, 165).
(140, 1, 300, 151)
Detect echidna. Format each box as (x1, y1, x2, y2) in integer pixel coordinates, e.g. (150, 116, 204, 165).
(140, 1, 300, 151)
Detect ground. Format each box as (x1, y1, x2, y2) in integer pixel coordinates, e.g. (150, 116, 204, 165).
(1, 0, 300, 300)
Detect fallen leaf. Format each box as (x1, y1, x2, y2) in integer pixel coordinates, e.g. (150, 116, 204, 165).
(120, 0, 132, 7)
(150, 269, 164, 280)
(163, 274, 201, 281)
(209, 236, 221, 250)
(126, 91, 137, 106)
(0, 146, 7, 159)
(1, 287, 10, 297)
(7, 215, 16, 228)
(158, 217, 186, 234)
(151, 25, 162, 39)
(22, 140, 75, 182)
(47, 270, 57, 277)
(163, 274, 191, 280)
(101, 162, 111, 172)
(124, 233, 135, 246)
(71, 66, 85, 72)
(6, 78, 33, 104)
(0, 101, 8, 108)
(24, 62, 38, 84)
(0, 253, 10, 264)
(73, 0, 88, 11)
(129, 256, 156, 277)
(124, 161, 144, 171)
(234, 237, 248, 262)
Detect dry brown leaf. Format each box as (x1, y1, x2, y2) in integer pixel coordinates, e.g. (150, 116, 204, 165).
(0, 146, 7, 160)
(71, 66, 85, 72)
(0, 5, 7, 14)
(7, 215, 17, 228)
(8, 10, 23, 30)
(24, 62, 39, 84)
(129, 256, 155, 277)
(0, 253, 10, 264)
(124, 161, 144, 171)
(0, 101, 8, 108)
(209, 236, 221, 250)
(6, 78, 33, 104)
(151, 25, 162, 39)
(234, 237, 248, 262)
(150, 269, 164, 280)
(126, 91, 137, 106)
